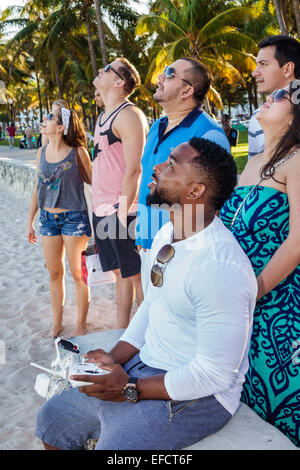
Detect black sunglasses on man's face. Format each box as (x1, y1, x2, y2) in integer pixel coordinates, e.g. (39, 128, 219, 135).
(104, 64, 124, 81)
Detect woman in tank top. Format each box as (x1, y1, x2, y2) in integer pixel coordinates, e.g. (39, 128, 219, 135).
(26, 105, 92, 338)
(220, 80, 300, 447)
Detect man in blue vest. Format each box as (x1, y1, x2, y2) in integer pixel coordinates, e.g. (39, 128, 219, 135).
(135, 57, 230, 292)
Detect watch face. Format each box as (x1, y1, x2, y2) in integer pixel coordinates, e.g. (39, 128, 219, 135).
(123, 386, 138, 402)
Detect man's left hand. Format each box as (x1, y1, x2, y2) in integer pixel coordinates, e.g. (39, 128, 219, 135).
(70, 363, 130, 401)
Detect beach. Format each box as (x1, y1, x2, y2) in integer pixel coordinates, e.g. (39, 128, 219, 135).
(0, 183, 125, 450)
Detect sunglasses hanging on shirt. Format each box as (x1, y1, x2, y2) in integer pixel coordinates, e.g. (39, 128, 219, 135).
(151, 244, 175, 287)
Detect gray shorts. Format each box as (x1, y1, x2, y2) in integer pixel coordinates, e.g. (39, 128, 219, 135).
(35, 354, 231, 450)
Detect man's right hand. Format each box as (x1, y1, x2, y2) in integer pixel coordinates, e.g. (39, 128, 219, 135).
(82, 349, 114, 365)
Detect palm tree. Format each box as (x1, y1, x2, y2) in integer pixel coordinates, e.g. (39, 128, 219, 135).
(136, 0, 256, 80)
(273, 0, 288, 34)
(0, 1, 56, 116)
(271, 0, 300, 36)
(135, 0, 258, 110)
(292, 0, 300, 36)
(80, 0, 98, 77)
(94, 0, 108, 66)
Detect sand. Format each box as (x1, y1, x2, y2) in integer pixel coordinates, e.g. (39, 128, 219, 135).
(0, 184, 128, 450)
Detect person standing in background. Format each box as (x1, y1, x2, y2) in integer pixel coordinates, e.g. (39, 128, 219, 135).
(7, 122, 16, 148)
(92, 58, 148, 329)
(25, 124, 34, 149)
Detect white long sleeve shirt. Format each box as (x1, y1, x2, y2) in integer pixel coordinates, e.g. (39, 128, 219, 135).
(120, 217, 257, 415)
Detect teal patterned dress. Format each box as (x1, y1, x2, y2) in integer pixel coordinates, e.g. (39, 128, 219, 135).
(220, 185, 300, 447)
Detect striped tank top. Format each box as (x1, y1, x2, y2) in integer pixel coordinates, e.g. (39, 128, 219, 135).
(92, 101, 138, 217)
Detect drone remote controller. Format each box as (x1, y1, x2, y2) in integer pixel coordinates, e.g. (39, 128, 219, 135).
(31, 337, 109, 397)
(68, 362, 109, 387)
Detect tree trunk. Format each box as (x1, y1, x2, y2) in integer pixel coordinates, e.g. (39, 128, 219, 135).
(66, 87, 71, 109)
(35, 69, 43, 121)
(247, 89, 253, 116)
(51, 51, 63, 98)
(46, 96, 50, 114)
(80, 96, 88, 127)
(85, 20, 98, 77)
(281, 0, 289, 32)
(94, 0, 108, 66)
(273, 0, 288, 34)
(203, 96, 212, 116)
(292, 0, 300, 36)
(246, 81, 253, 115)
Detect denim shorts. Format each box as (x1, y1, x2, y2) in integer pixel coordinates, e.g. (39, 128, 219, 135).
(35, 353, 231, 450)
(39, 209, 91, 237)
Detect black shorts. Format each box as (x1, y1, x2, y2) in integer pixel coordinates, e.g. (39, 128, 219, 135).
(93, 212, 141, 278)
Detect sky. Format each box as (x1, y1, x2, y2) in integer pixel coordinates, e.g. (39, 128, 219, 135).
(0, 0, 148, 13)
(0, 0, 149, 40)
(0, 0, 25, 11)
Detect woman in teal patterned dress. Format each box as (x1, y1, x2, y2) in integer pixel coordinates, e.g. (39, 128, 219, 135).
(220, 81, 300, 447)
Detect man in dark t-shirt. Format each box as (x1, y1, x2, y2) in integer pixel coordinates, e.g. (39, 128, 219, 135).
(7, 122, 16, 148)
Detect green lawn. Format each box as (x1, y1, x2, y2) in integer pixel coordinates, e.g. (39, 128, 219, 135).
(0, 135, 39, 147)
(231, 128, 248, 174)
(0, 129, 249, 175)
(0, 136, 22, 146)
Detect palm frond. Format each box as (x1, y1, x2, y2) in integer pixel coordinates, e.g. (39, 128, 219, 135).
(136, 14, 186, 38)
(202, 55, 246, 86)
(200, 31, 258, 54)
(200, 6, 259, 38)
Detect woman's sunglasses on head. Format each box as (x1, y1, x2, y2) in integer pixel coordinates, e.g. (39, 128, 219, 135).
(104, 64, 124, 81)
(163, 66, 193, 87)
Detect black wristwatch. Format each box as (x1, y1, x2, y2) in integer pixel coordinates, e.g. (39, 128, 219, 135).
(122, 377, 139, 403)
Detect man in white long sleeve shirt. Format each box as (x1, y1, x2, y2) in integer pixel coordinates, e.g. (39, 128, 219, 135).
(36, 137, 257, 450)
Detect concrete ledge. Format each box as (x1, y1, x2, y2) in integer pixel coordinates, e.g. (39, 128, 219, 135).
(72, 329, 298, 451)
(0, 157, 35, 195)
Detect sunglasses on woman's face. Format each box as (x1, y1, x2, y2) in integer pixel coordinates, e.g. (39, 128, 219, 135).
(163, 66, 193, 87)
(272, 88, 291, 102)
(47, 112, 61, 124)
(151, 244, 175, 287)
(104, 64, 124, 81)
